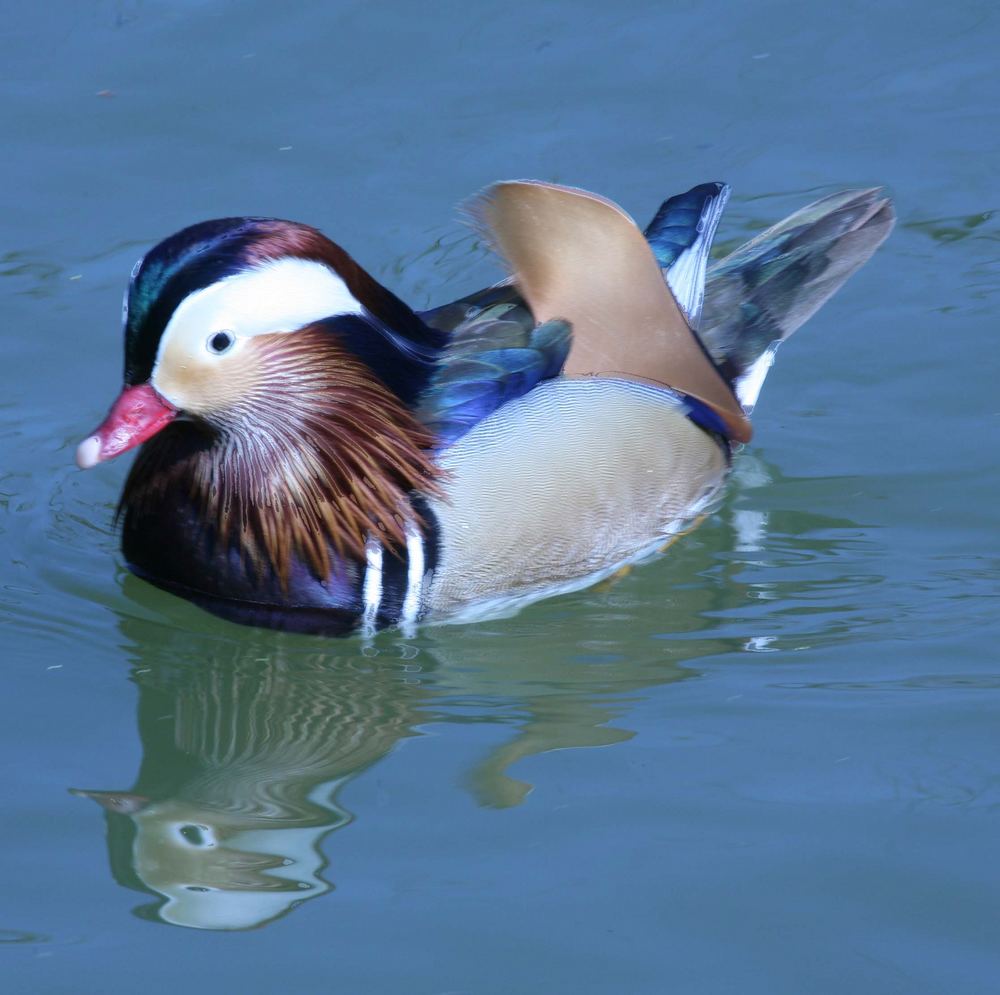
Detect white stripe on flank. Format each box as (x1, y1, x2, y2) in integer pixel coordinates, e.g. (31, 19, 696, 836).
(400, 524, 425, 635)
(361, 538, 384, 637)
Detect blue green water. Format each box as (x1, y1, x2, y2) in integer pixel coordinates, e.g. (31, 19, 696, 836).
(3, 2, 999, 992)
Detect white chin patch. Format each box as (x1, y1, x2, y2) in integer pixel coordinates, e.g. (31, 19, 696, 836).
(157, 256, 366, 357)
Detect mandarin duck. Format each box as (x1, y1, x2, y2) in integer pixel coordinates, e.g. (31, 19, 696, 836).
(76, 181, 893, 635)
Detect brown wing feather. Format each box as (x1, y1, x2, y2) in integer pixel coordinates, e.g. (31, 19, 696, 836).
(468, 181, 751, 442)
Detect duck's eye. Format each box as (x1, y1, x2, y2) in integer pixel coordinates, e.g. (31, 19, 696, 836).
(177, 823, 215, 847)
(207, 330, 235, 355)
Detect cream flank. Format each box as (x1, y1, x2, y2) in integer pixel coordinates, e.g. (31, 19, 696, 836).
(427, 377, 729, 620)
(150, 257, 365, 413)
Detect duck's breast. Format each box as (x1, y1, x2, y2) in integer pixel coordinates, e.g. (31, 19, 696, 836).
(427, 377, 728, 619)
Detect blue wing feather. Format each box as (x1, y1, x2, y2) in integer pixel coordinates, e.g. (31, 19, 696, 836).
(418, 297, 572, 446)
(644, 182, 730, 330)
(644, 182, 727, 267)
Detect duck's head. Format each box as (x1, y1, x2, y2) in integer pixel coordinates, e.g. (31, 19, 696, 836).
(77, 217, 443, 469)
(77, 218, 445, 577)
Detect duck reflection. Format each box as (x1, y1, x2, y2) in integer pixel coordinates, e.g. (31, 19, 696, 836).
(74, 635, 425, 930)
(75, 457, 817, 930)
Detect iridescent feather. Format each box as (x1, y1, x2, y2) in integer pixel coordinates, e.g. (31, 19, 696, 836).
(419, 296, 571, 445)
(701, 188, 895, 410)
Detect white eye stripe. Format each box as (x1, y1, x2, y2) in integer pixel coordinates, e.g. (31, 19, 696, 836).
(154, 257, 365, 372)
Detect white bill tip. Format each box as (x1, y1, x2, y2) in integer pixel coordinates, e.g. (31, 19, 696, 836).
(76, 436, 102, 469)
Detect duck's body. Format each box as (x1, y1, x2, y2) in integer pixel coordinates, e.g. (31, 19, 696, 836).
(78, 180, 893, 635)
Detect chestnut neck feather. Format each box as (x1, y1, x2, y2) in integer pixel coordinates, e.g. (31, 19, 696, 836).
(121, 326, 441, 586)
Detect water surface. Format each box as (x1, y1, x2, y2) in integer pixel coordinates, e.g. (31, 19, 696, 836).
(3, 2, 999, 992)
